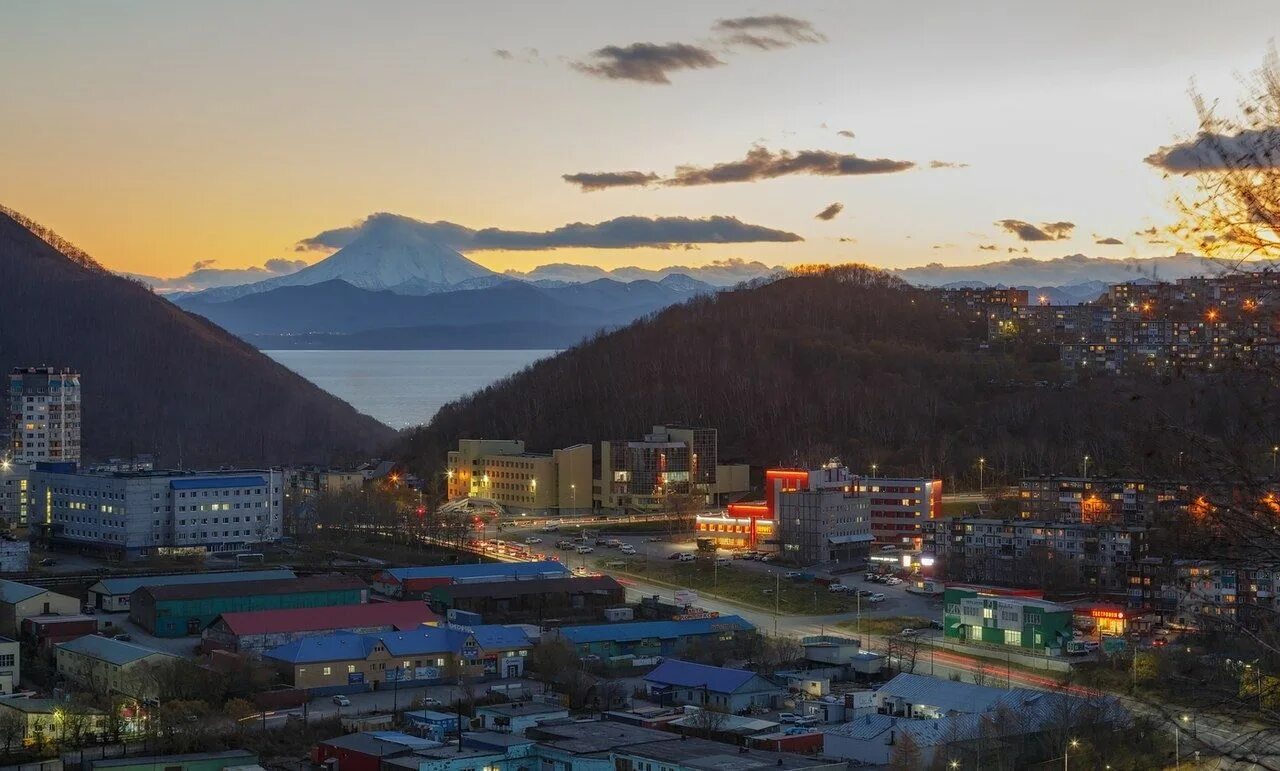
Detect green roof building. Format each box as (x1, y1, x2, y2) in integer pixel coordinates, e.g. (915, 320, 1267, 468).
(942, 586, 1073, 655)
(129, 575, 366, 637)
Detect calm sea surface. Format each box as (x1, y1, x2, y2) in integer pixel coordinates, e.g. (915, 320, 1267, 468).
(265, 349, 557, 429)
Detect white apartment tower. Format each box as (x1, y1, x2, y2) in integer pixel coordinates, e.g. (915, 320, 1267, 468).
(8, 367, 81, 464)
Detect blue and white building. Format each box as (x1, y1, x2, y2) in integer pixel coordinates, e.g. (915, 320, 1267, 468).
(27, 465, 283, 560)
(643, 659, 786, 713)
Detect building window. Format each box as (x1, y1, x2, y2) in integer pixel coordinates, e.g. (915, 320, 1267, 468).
(347, 664, 356, 674)
(1003, 630, 1022, 646)
(322, 666, 332, 676)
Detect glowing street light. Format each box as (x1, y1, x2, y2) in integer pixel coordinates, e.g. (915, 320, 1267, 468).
(870, 463, 878, 478)
(1082, 454, 1092, 478)
(978, 457, 986, 492)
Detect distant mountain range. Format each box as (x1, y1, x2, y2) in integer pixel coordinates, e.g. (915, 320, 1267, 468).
(888, 252, 1262, 287)
(0, 206, 393, 465)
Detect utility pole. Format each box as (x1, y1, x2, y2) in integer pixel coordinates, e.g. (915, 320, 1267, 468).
(773, 571, 779, 635)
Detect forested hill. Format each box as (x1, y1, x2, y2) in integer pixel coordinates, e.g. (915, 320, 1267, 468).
(402, 264, 1267, 486)
(0, 207, 395, 466)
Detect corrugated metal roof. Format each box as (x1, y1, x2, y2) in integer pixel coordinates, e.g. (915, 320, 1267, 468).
(0, 579, 47, 604)
(875, 672, 1020, 714)
(468, 624, 532, 650)
(217, 600, 437, 636)
(434, 575, 622, 599)
(381, 561, 569, 583)
(139, 574, 364, 602)
(91, 569, 296, 597)
(557, 615, 755, 644)
(264, 631, 380, 664)
(57, 635, 177, 666)
(169, 476, 268, 490)
(643, 659, 759, 694)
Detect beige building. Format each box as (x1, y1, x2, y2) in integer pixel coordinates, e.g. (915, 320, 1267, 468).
(0, 580, 79, 638)
(446, 440, 592, 515)
(0, 636, 19, 694)
(55, 635, 180, 698)
(0, 697, 104, 744)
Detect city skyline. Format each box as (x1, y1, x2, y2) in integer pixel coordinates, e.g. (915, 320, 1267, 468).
(4, 1, 1278, 279)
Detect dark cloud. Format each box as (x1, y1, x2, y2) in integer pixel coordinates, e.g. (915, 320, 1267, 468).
(296, 212, 801, 253)
(191, 259, 217, 270)
(836, 130, 856, 139)
(1095, 237, 1123, 245)
(1144, 128, 1280, 172)
(571, 42, 723, 84)
(265, 258, 307, 272)
(838, 237, 856, 243)
(815, 202, 844, 221)
(929, 160, 969, 169)
(713, 15, 826, 50)
(562, 171, 659, 192)
(978, 244, 999, 251)
(493, 49, 513, 60)
(1008, 247, 1029, 254)
(995, 219, 1076, 242)
(665, 146, 915, 186)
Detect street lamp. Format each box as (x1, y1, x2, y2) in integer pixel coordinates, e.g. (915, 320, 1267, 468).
(870, 463, 878, 478)
(1082, 455, 1091, 478)
(570, 483, 577, 515)
(1272, 446, 1278, 477)
(1063, 739, 1078, 771)
(978, 457, 986, 492)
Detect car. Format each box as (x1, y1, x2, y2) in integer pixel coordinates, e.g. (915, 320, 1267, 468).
(867, 593, 886, 603)
(777, 712, 800, 723)
(900, 628, 918, 636)
(595, 538, 610, 546)
(760, 554, 778, 563)
(332, 695, 351, 707)
(647, 535, 663, 542)
(880, 545, 897, 552)
(885, 577, 902, 585)
(113, 633, 132, 641)
(864, 572, 877, 581)
(827, 583, 848, 593)
(606, 539, 622, 548)
(540, 524, 559, 533)
(557, 540, 575, 550)
(855, 589, 874, 597)
(929, 620, 944, 630)
(678, 553, 696, 562)
(784, 571, 802, 579)
(668, 552, 682, 560)
(715, 557, 731, 566)
(793, 716, 820, 727)
(619, 545, 637, 555)
(38, 558, 56, 566)
(576, 545, 594, 554)
(524, 536, 542, 544)
(420, 696, 443, 707)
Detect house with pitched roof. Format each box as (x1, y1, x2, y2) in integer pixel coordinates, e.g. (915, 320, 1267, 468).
(56, 635, 181, 698)
(0, 579, 78, 637)
(643, 659, 785, 713)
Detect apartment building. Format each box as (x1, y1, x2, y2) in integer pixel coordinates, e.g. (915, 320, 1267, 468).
(0, 461, 29, 527)
(27, 466, 283, 561)
(1127, 558, 1280, 630)
(597, 425, 749, 512)
(8, 367, 80, 463)
(922, 517, 1147, 590)
(853, 476, 942, 546)
(1018, 476, 1191, 525)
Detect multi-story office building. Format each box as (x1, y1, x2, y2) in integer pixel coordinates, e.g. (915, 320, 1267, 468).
(597, 425, 749, 512)
(8, 368, 80, 464)
(445, 439, 592, 515)
(0, 462, 30, 528)
(1018, 476, 1191, 526)
(943, 585, 1074, 654)
(853, 476, 942, 546)
(922, 517, 1147, 590)
(775, 464, 872, 566)
(27, 465, 283, 561)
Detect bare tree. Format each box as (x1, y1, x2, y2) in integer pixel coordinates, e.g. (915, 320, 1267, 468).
(684, 705, 730, 738)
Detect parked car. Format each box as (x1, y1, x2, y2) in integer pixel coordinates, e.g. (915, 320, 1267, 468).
(885, 577, 902, 585)
(540, 524, 559, 533)
(668, 552, 682, 560)
(421, 696, 443, 707)
(855, 589, 874, 597)
(524, 536, 542, 544)
(794, 716, 820, 727)
(777, 712, 800, 723)
(647, 536, 663, 542)
(113, 633, 132, 641)
(784, 571, 802, 579)
(867, 593, 886, 603)
(576, 545, 594, 554)
(595, 538, 610, 546)
(715, 557, 731, 566)
(619, 545, 637, 555)
(828, 583, 848, 593)
(678, 553, 696, 562)
(557, 540, 575, 549)
(332, 695, 351, 707)
(760, 554, 778, 563)
(900, 628, 918, 636)
(929, 620, 944, 630)
(606, 539, 622, 548)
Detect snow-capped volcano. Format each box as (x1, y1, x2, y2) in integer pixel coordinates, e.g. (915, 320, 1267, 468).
(181, 213, 499, 302)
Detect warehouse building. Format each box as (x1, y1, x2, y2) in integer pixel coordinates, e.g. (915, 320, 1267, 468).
(0, 579, 79, 637)
(130, 575, 367, 637)
(202, 600, 439, 655)
(943, 585, 1074, 655)
(371, 560, 569, 599)
(551, 615, 756, 660)
(86, 569, 297, 612)
(426, 575, 624, 624)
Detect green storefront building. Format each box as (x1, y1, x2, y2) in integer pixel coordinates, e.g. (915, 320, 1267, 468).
(942, 586, 1073, 655)
(130, 575, 367, 637)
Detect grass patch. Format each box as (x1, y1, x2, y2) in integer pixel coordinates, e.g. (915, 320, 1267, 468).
(599, 557, 862, 614)
(837, 616, 932, 636)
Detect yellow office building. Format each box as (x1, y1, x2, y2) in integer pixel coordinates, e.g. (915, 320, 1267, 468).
(446, 439, 593, 515)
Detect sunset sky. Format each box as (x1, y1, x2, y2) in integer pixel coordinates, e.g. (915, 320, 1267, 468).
(2, 0, 1277, 278)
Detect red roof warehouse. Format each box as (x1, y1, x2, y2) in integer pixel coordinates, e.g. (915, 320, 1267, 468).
(202, 600, 439, 655)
